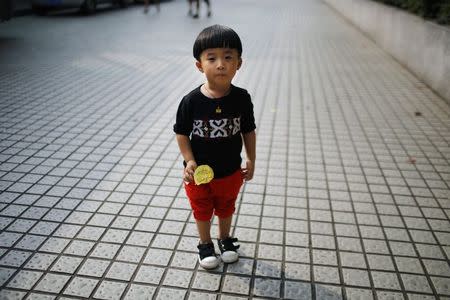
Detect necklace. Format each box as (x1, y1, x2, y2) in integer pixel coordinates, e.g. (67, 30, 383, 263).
(203, 84, 230, 114)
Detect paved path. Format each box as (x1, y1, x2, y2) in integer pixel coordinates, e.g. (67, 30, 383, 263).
(0, 0, 449, 299)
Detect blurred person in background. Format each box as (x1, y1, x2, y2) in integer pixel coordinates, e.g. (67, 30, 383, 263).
(188, 0, 211, 18)
(144, 0, 160, 13)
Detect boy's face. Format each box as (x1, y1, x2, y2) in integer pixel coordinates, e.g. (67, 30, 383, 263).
(196, 48, 242, 88)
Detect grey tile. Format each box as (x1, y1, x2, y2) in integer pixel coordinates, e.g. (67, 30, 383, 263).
(255, 259, 282, 277)
(253, 278, 281, 298)
(314, 265, 340, 284)
(342, 269, 370, 287)
(7, 270, 43, 289)
(64, 240, 94, 256)
(395, 257, 424, 274)
(257, 244, 283, 260)
(226, 258, 254, 275)
(313, 249, 337, 265)
(367, 254, 395, 271)
(123, 284, 156, 300)
(339, 252, 366, 268)
(51, 255, 83, 274)
(192, 271, 221, 291)
(315, 284, 342, 300)
(63, 276, 98, 298)
(170, 251, 197, 269)
(77, 258, 110, 277)
(376, 291, 405, 300)
(371, 271, 401, 290)
(0, 250, 32, 267)
(401, 273, 432, 293)
(116, 245, 146, 263)
(134, 265, 165, 284)
(284, 262, 310, 280)
(0, 289, 27, 300)
(91, 243, 121, 259)
(106, 262, 137, 281)
(431, 276, 450, 295)
(155, 287, 186, 300)
(163, 268, 192, 288)
(35, 273, 70, 293)
(345, 288, 374, 300)
(143, 248, 172, 266)
(94, 280, 127, 300)
(25, 253, 57, 270)
(222, 275, 250, 295)
(126, 231, 154, 247)
(284, 281, 311, 299)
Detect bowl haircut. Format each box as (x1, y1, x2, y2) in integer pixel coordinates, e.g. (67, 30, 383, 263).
(193, 24, 243, 61)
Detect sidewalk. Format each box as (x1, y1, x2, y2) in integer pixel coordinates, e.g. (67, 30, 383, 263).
(0, 0, 449, 299)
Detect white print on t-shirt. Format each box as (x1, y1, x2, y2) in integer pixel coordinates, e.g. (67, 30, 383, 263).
(193, 117, 241, 138)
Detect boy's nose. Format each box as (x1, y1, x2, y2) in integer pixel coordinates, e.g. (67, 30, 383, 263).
(216, 59, 225, 69)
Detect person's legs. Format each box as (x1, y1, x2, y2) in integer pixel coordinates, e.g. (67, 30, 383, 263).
(218, 215, 232, 240)
(193, 0, 199, 18)
(188, 0, 193, 15)
(185, 182, 219, 269)
(156, 0, 160, 12)
(144, 0, 148, 13)
(212, 170, 243, 263)
(196, 219, 212, 243)
(204, 0, 211, 17)
(217, 215, 240, 263)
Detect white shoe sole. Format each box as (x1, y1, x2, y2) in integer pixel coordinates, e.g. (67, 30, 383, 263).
(198, 255, 220, 269)
(221, 251, 239, 264)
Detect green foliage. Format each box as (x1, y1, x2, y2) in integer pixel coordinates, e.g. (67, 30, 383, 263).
(371, 0, 450, 24)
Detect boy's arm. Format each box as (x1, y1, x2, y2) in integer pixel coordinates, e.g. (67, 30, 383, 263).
(176, 134, 197, 182)
(242, 130, 256, 181)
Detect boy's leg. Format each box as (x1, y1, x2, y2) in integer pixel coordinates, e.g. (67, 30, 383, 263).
(212, 170, 243, 263)
(217, 215, 240, 263)
(196, 219, 212, 243)
(184, 182, 219, 269)
(218, 215, 232, 240)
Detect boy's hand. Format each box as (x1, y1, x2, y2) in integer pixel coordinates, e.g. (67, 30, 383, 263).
(242, 159, 254, 181)
(184, 160, 197, 183)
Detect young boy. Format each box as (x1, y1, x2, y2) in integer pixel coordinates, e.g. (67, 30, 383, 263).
(174, 24, 256, 269)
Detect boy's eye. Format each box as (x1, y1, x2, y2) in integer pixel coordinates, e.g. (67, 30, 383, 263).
(225, 56, 233, 60)
(207, 57, 215, 61)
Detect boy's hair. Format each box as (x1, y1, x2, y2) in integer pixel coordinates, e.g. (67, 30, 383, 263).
(193, 24, 242, 61)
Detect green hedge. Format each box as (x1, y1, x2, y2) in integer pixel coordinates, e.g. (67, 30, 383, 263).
(373, 0, 450, 25)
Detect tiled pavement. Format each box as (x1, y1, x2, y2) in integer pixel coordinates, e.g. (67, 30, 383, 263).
(0, 0, 449, 299)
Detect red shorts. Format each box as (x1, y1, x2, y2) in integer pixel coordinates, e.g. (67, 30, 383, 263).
(184, 169, 243, 221)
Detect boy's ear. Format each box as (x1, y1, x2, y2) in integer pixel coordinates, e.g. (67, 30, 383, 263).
(195, 61, 203, 73)
(237, 58, 242, 70)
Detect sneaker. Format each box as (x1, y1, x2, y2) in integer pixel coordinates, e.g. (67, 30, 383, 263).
(197, 242, 220, 269)
(217, 237, 240, 263)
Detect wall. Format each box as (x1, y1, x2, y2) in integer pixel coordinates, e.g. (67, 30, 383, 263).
(324, 0, 450, 103)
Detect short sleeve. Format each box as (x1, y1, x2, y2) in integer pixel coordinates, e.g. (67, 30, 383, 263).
(173, 97, 192, 136)
(240, 92, 256, 134)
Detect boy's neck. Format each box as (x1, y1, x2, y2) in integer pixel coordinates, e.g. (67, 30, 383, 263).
(202, 83, 231, 99)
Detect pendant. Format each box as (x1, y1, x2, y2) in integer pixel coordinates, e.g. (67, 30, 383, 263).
(215, 106, 222, 113)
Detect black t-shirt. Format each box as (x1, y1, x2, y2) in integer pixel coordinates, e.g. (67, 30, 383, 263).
(174, 85, 256, 178)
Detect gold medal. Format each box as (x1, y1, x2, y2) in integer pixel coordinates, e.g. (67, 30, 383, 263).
(216, 106, 222, 113)
(194, 165, 214, 185)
